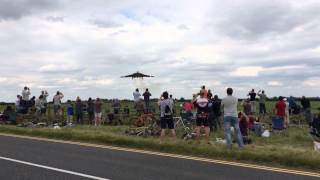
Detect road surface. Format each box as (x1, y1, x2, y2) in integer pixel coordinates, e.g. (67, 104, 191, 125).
(0, 135, 318, 180)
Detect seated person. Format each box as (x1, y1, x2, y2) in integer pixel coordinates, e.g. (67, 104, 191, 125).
(2, 106, 16, 124)
(310, 114, 320, 138)
(182, 102, 194, 122)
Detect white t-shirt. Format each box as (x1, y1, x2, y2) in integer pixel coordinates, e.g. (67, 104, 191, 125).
(22, 90, 31, 101)
(53, 94, 64, 105)
(285, 101, 289, 113)
(221, 95, 238, 117)
(133, 91, 141, 102)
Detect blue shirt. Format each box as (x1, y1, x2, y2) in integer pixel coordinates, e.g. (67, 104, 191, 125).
(67, 106, 74, 116)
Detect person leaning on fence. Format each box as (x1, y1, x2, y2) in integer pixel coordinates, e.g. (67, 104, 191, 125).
(192, 91, 210, 144)
(221, 88, 244, 149)
(158, 91, 176, 144)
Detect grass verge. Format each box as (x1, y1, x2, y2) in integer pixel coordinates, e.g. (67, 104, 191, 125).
(0, 125, 319, 171)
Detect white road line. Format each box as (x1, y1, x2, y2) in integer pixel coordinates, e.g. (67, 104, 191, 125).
(0, 156, 110, 180)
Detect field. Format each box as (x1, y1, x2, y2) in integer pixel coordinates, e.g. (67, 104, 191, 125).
(0, 100, 319, 170)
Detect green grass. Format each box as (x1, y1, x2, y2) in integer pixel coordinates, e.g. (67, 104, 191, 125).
(0, 124, 319, 171)
(0, 100, 319, 171)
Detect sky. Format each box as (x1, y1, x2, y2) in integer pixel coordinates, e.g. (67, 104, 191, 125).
(0, 0, 320, 102)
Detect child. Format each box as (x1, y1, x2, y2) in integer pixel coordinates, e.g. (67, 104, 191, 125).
(67, 102, 74, 124)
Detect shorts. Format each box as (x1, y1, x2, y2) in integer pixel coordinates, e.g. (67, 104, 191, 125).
(95, 112, 102, 118)
(196, 113, 209, 127)
(160, 116, 174, 129)
(196, 118, 209, 127)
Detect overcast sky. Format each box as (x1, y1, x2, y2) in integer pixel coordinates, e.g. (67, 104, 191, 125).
(0, 0, 319, 102)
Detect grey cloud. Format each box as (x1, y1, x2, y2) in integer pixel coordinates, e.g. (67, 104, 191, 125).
(215, 2, 320, 40)
(177, 24, 189, 30)
(0, 0, 59, 20)
(90, 19, 123, 28)
(46, 16, 64, 22)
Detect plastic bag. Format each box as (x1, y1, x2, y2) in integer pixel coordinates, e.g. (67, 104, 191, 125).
(314, 141, 320, 152)
(262, 130, 270, 137)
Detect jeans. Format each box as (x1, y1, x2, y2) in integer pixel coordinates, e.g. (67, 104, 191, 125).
(145, 100, 150, 113)
(259, 103, 266, 115)
(303, 108, 312, 123)
(224, 116, 244, 148)
(209, 113, 220, 131)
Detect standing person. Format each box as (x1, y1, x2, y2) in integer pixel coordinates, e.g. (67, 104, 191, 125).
(284, 98, 290, 128)
(143, 89, 152, 113)
(242, 99, 252, 116)
(67, 101, 74, 125)
(208, 95, 221, 131)
(133, 88, 141, 102)
(112, 99, 122, 125)
(258, 90, 267, 116)
(15, 95, 21, 111)
(94, 98, 103, 126)
(41, 90, 49, 114)
(192, 91, 210, 144)
(301, 96, 312, 124)
(75, 96, 83, 124)
(207, 89, 213, 99)
(87, 98, 94, 124)
(248, 89, 257, 115)
(169, 94, 175, 115)
(221, 88, 244, 149)
(200, 85, 208, 99)
(274, 96, 286, 127)
(41, 90, 49, 102)
(35, 95, 45, 122)
(53, 91, 64, 120)
(22, 86, 31, 101)
(158, 91, 176, 144)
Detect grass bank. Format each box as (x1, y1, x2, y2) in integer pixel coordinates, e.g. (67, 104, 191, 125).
(0, 125, 319, 171)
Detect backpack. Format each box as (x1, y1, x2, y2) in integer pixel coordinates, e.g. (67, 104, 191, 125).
(164, 104, 172, 116)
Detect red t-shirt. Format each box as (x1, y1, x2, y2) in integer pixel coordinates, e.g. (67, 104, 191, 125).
(183, 102, 193, 111)
(275, 100, 286, 117)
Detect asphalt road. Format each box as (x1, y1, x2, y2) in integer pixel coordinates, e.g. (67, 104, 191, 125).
(0, 135, 317, 180)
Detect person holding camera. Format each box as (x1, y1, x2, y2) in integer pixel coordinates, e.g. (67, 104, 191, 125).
(158, 91, 176, 144)
(192, 91, 210, 144)
(22, 87, 31, 101)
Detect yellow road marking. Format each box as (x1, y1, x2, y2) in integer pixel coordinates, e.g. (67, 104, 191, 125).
(0, 133, 319, 178)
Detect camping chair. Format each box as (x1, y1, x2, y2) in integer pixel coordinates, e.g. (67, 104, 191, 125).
(272, 116, 287, 135)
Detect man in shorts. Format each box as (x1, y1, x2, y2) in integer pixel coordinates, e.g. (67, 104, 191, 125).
(192, 91, 210, 144)
(53, 91, 64, 120)
(158, 91, 176, 144)
(94, 98, 103, 126)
